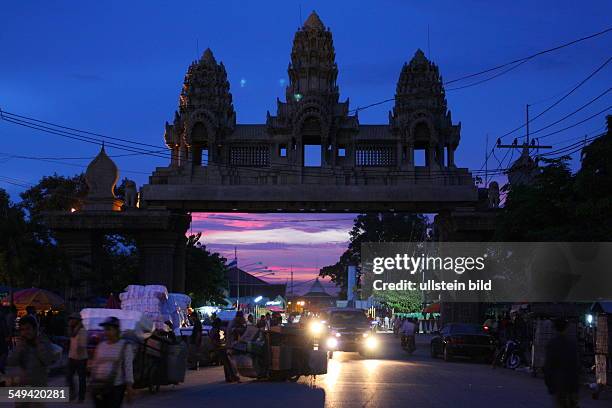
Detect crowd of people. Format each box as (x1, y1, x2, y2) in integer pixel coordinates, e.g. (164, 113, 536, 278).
(201, 310, 284, 383)
(1, 308, 135, 408)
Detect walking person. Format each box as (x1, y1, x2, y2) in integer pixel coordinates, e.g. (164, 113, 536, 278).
(7, 315, 56, 407)
(66, 312, 88, 403)
(90, 317, 134, 408)
(5, 305, 17, 349)
(400, 318, 416, 352)
(209, 318, 239, 382)
(0, 306, 9, 376)
(544, 318, 580, 408)
(256, 315, 267, 329)
(189, 310, 203, 370)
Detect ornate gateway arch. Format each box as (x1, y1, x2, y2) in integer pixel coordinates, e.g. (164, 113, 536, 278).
(141, 12, 477, 213)
(48, 12, 500, 296)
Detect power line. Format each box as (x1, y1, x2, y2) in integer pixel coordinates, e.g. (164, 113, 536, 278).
(2, 110, 169, 151)
(528, 89, 611, 136)
(0, 115, 516, 182)
(445, 60, 530, 91)
(0, 152, 151, 175)
(496, 56, 611, 141)
(348, 27, 612, 114)
(536, 105, 611, 140)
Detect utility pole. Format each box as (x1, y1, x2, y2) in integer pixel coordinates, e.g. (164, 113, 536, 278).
(485, 133, 489, 186)
(526, 104, 530, 145)
(235, 246, 239, 311)
(497, 104, 552, 153)
(290, 265, 294, 298)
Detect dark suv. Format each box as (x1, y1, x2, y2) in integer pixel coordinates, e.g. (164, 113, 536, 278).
(323, 308, 378, 358)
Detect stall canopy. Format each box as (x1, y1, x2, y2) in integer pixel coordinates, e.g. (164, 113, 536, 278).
(13, 288, 64, 311)
(423, 302, 440, 314)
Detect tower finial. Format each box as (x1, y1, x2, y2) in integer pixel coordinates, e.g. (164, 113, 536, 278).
(303, 10, 324, 30)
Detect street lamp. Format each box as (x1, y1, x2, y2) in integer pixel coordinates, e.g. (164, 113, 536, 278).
(253, 272, 275, 277)
(241, 261, 264, 269)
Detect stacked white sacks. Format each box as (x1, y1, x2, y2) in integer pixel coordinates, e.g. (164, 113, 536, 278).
(120, 285, 170, 330)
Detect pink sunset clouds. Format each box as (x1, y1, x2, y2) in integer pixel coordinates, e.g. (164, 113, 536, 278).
(190, 213, 357, 294)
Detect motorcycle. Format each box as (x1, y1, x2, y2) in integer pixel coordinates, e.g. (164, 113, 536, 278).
(493, 339, 524, 369)
(401, 334, 416, 354)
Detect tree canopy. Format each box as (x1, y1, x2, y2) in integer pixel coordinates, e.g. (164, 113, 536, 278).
(320, 213, 429, 312)
(185, 233, 228, 306)
(496, 126, 612, 241)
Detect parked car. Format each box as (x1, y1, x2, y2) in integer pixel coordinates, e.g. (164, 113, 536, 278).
(430, 323, 495, 362)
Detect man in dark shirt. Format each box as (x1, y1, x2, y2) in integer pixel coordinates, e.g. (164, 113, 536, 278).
(544, 318, 580, 408)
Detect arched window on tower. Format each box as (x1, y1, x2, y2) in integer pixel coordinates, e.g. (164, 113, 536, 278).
(302, 117, 322, 167)
(413, 122, 431, 167)
(191, 122, 209, 166)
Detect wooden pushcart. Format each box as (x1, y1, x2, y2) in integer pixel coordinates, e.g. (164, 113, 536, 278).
(133, 335, 187, 393)
(230, 325, 327, 382)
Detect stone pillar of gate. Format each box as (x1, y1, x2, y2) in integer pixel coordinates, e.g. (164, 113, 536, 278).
(54, 230, 95, 312)
(433, 208, 498, 242)
(136, 228, 188, 292)
(173, 234, 187, 293)
(434, 207, 499, 325)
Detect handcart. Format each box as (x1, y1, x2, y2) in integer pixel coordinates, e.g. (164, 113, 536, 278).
(133, 334, 187, 393)
(591, 310, 611, 400)
(230, 325, 327, 382)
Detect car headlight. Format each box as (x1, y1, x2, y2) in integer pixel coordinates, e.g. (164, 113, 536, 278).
(335, 332, 341, 337)
(326, 337, 338, 349)
(309, 321, 323, 335)
(365, 336, 378, 349)
(362, 332, 369, 338)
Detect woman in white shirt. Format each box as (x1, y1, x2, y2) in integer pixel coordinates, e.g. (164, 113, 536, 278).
(90, 317, 134, 408)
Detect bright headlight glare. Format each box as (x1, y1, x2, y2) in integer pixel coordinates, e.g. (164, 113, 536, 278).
(335, 332, 341, 337)
(309, 321, 323, 335)
(326, 337, 338, 349)
(365, 336, 378, 349)
(362, 332, 369, 338)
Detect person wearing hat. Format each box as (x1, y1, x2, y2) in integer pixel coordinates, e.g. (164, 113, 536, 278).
(67, 312, 88, 403)
(90, 317, 134, 407)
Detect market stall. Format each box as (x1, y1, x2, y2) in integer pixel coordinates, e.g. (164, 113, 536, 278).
(12, 287, 64, 313)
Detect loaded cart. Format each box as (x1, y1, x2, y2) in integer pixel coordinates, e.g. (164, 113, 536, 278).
(591, 302, 611, 400)
(132, 333, 188, 393)
(230, 325, 327, 382)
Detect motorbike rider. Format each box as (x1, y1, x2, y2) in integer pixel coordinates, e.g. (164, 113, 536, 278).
(400, 318, 417, 352)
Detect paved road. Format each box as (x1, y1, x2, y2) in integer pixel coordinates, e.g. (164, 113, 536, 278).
(48, 333, 607, 408)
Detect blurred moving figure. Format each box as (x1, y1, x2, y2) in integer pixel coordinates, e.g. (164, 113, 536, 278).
(400, 318, 417, 353)
(209, 318, 239, 382)
(90, 317, 134, 408)
(7, 315, 56, 389)
(544, 318, 580, 408)
(67, 312, 88, 403)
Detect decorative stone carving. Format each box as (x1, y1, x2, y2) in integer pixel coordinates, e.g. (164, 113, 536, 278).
(123, 178, 138, 208)
(83, 146, 122, 211)
(508, 147, 539, 186)
(164, 47, 236, 167)
(147, 11, 477, 204)
(488, 181, 500, 208)
(391, 49, 460, 168)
